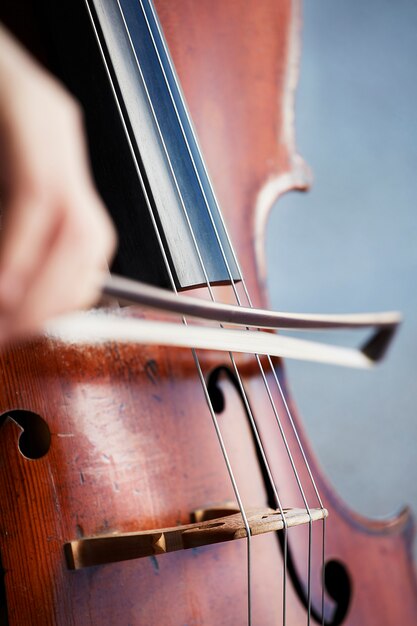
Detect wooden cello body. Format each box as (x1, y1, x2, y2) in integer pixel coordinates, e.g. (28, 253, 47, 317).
(0, 0, 416, 624)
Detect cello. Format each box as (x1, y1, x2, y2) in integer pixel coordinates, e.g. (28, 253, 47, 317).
(0, 0, 416, 624)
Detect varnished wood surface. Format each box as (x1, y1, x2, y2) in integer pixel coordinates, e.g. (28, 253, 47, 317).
(0, 0, 416, 624)
(1, 332, 416, 624)
(0, 337, 306, 625)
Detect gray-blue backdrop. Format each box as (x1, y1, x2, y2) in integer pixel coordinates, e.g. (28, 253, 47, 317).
(266, 0, 417, 554)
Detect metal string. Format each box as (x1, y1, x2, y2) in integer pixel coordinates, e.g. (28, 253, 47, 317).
(130, 1, 295, 622)
(88, 0, 325, 622)
(115, 0, 259, 618)
(85, 1, 254, 623)
(145, 0, 328, 512)
(136, 0, 328, 622)
(118, 3, 294, 621)
(142, 1, 328, 623)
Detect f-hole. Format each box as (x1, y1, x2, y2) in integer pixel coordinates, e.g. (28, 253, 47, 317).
(207, 367, 352, 625)
(0, 409, 50, 626)
(0, 410, 51, 460)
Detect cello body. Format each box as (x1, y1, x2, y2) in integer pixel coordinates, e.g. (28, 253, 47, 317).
(0, 0, 416, 624)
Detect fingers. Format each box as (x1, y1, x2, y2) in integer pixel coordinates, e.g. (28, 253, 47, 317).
(0, 192, 61, 311)
(0, 27, 117, 340)
(1, 188, 116, 339)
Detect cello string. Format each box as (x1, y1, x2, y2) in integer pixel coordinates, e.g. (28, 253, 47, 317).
(148, 11, 328, 617)
(116, 0, 295, 619)
(88, 0, 322, 620)
(84, 1, 254, 623)
(113, 0, 257, 619)
(144, 0, 327, 502)
(142, 2, 325, 622)
(322, 518, 326, 626)
(119, 1, 291, 618)
(136, 1, 328, 622)
(143, 0, 325, 514)
(129, 1, 295, 621)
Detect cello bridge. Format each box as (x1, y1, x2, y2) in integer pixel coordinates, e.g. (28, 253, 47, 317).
(65, 505, 327, 570)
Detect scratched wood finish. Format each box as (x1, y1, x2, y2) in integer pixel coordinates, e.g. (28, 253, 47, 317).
(0, 1, 416, 625)
(0, 335, 312, 625)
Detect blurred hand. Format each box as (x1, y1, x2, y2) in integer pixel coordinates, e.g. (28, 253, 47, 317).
(0, 25, 117, 339)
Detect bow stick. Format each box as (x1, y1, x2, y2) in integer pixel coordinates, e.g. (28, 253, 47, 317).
(44, 274, 401, 369)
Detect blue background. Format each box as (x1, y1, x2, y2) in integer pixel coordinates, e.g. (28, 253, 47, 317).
(266, 0, 417, 549)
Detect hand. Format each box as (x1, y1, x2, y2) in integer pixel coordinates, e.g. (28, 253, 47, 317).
(0, 25, 117, 339)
